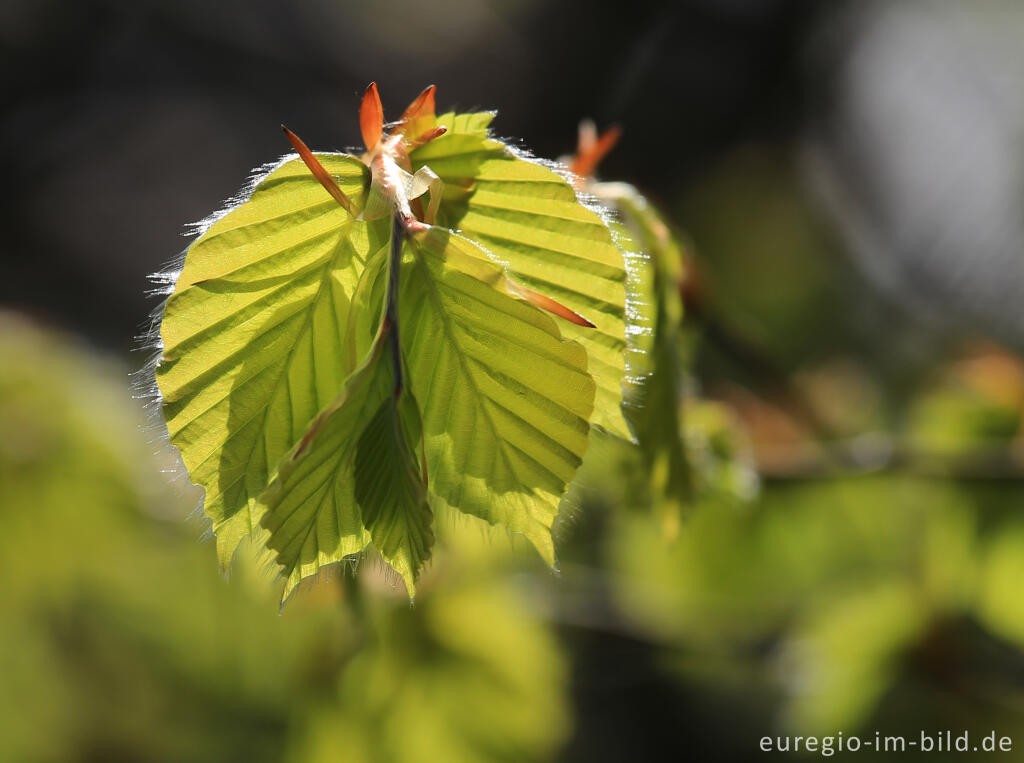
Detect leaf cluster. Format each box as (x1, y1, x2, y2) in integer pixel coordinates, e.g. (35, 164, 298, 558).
(155, 86, 632, 599)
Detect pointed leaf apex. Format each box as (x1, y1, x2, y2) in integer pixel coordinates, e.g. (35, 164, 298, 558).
(401, 572, 417, 599)
(360, 82, 384, 150)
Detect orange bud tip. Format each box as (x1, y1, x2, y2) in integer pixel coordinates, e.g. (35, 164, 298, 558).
(360, 82, 384, 151)
(570, 124, 622, 179)
(400, 84, 437, 125)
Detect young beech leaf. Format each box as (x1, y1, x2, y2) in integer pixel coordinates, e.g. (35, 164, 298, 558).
(354, 386, 432, 595)
(259, 223, 595, 597)
(614, 192, 692, 537)
(409, 112, 633, 439)
(566, 122, 694, 537)
(400, 228, 595, 565)
(156, 155, 377, 567)
(259, 320, 431, 601)
(154, 85, 626, 598)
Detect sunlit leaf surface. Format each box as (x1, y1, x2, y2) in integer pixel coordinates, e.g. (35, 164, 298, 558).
(155, 88, 619, 596)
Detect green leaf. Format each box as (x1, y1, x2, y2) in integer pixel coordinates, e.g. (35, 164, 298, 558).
(156, 154, 375, 567)
(401, 228, 595, 564)
(410, 112, 632, 439)
(257, 221, 593, 598)
(355, 391, 433, 595)
(259, 316, 432, 600)
(590, 180, 695, 534)
(155, 90, 619, 595)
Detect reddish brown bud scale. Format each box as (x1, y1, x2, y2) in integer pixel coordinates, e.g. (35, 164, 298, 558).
(509, 282, 596, 328)
(360, 82, 384, 151)
(399, 85, 441, 150)
(570, 125, 622, 179)
(281, 125, 354, 213)
(289, 84, 595, 333)
(408, 125, 447, 149)
(399, 84, 436, 127)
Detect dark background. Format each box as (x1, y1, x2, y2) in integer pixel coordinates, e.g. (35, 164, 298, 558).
(2, 0, 815, 354)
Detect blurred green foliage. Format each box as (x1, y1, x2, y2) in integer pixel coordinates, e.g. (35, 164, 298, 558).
(601, 474, 1024, 743)
(289, 575, 568, 763)
(678, 148, 844, 369)
(0, 314, 570, 763)
(590, 336, 1024, 750)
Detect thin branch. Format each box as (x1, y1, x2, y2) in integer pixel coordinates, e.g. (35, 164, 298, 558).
(754, 434, 1024, 482)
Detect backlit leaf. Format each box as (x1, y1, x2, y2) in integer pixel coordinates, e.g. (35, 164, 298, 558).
(410, 112, 632, 439)
(401, 227, 596, 564)
(259, 319, 431, 600)
(156, 154, 376, 567)
(569, 123, 699, 534)
(154, 86, 620, 596)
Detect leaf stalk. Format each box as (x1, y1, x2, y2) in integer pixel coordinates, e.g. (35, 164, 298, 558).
(386, 211, 405, 398)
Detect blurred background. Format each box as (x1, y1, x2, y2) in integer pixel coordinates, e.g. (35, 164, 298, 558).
(3, 0, 1024, 760)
